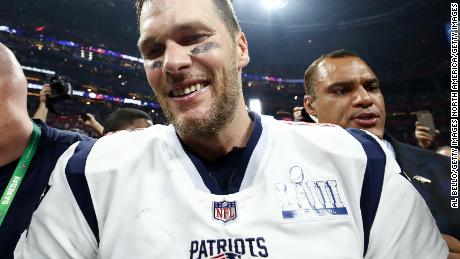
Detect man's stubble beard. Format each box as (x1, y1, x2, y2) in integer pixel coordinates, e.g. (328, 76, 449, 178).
(156, 59, 241, 137)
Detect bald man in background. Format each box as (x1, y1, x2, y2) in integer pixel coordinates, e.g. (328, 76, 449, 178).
(301, 49, 459, 258)
(0, 43, 90, 258)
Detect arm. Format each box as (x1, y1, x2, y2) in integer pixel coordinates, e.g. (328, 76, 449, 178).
(14, 141, 98, 258)
(32, 85, 51, 121)
(81, 113, 104, 137)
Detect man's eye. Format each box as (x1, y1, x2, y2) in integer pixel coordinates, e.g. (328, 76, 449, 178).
(181, 34, 209, 45)
(367, 83, 380, 92)
(144, 47, 164, 59)
(332, 88, 346, 95)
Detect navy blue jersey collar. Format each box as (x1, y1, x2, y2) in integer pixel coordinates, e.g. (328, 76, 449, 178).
(180, 112, 263, 195)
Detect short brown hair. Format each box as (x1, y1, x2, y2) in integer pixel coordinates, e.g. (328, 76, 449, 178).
(135, 0, 240, 36)
(304, 49, 359, 100)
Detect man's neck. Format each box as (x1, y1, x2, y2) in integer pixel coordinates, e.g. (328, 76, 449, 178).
(0, 119, 34, 167)
(179, 105, 253, 161)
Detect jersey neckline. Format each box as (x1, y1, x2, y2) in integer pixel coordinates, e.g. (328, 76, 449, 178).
(163, 113, 274, 202)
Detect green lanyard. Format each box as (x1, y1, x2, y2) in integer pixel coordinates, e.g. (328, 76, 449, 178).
(0, 121, 41, 226)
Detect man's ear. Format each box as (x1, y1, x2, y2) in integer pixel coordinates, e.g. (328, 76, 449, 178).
(236, 32, 249, 69)
(304, 95, 316, 116)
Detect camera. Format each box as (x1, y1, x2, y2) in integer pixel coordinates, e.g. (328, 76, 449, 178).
(45, 75, 73, 114)
(301, 107, 316, 123)
(80, 113, 90, 121)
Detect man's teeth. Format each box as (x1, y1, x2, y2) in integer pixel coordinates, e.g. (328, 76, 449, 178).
(173, 84, 204, 97)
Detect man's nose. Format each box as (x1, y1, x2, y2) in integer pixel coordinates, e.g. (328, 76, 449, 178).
(352, 86, 373, 107)
(162, 41, 192, 76)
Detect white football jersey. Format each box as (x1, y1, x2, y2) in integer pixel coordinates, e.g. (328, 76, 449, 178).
(15, 114, 447, 259)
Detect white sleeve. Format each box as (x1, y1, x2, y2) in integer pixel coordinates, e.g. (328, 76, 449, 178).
(361, 131, 448, 259)
(14, 143, 97, 259)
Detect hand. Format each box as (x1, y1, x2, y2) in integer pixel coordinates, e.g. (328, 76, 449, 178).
(293, 107, 304, 122)
(39, 84, 52, 104)
(81, 113, 97, 127)
(415, 121, 439, 148)
(444, 235, 460, 259)
(80, 113, 104, 137)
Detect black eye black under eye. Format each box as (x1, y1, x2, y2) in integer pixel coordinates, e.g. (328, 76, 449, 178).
(150, 61, 163, 70)
(190, 42, 220, 55)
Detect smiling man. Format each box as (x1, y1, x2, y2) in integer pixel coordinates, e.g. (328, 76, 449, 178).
(14, 1, 447, 258)
(136, 0, 252, 159)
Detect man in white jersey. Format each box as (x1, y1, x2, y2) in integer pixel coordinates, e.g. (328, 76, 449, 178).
(15, 0, 447, 258)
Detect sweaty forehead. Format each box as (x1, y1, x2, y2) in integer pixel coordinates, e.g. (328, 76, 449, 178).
(140, 0, 174, 20)
(140, 0, 214, 25)
(317, 57, 376, 84)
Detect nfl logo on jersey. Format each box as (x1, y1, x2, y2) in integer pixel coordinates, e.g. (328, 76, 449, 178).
(213, 201, 237, 223)
(211, 252, 242, 258)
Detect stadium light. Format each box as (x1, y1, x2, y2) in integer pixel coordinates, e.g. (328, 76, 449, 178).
(249, 98, 262, 114)
(262, 0, 287, 10)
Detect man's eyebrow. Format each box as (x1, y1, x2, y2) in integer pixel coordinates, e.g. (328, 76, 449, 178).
(326, 77, 380, 89)
(364, 78, 380, 84)
(327, 80, 355, 89)
(172, 21, 213, 33)
(137, 35, 160, 53)
(137, 21, 213, 52)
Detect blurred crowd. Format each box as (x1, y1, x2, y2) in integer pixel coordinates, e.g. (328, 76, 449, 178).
(0, 0, 457, 258)
(0, 9, 451, 147)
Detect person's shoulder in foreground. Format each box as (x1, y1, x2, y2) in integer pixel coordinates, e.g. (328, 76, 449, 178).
(0, 120, 89, 258)
(15, 116, 448, 258)
(0, 42, 91, 258)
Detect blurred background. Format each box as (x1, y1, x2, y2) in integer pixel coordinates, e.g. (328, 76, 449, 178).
(0, 0, 450, 144)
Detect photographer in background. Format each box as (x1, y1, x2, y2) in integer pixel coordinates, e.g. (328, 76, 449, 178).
(33, 84, 104, 137)
(0, 43, 91, 258)
(32, 84, 51, 122)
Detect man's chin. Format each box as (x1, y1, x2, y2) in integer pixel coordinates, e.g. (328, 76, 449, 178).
(172, 111, 217, 136)
(174, 108, 207, 123)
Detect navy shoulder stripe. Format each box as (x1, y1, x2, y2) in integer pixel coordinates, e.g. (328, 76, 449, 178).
(65, 139, 99, 244)
(346, 128, 386, 257)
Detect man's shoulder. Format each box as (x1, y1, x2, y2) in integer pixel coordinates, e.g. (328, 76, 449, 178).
(261, 116, 374, 158)
(98, 123, 170, 144)
(387, 134, 450, 180)
(263, 116, 374, 145)
(262, 115, 344, 136)
(84, 124, 171, 159)
(391, 137, 450, 165)
(34, 119, 91, 147)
